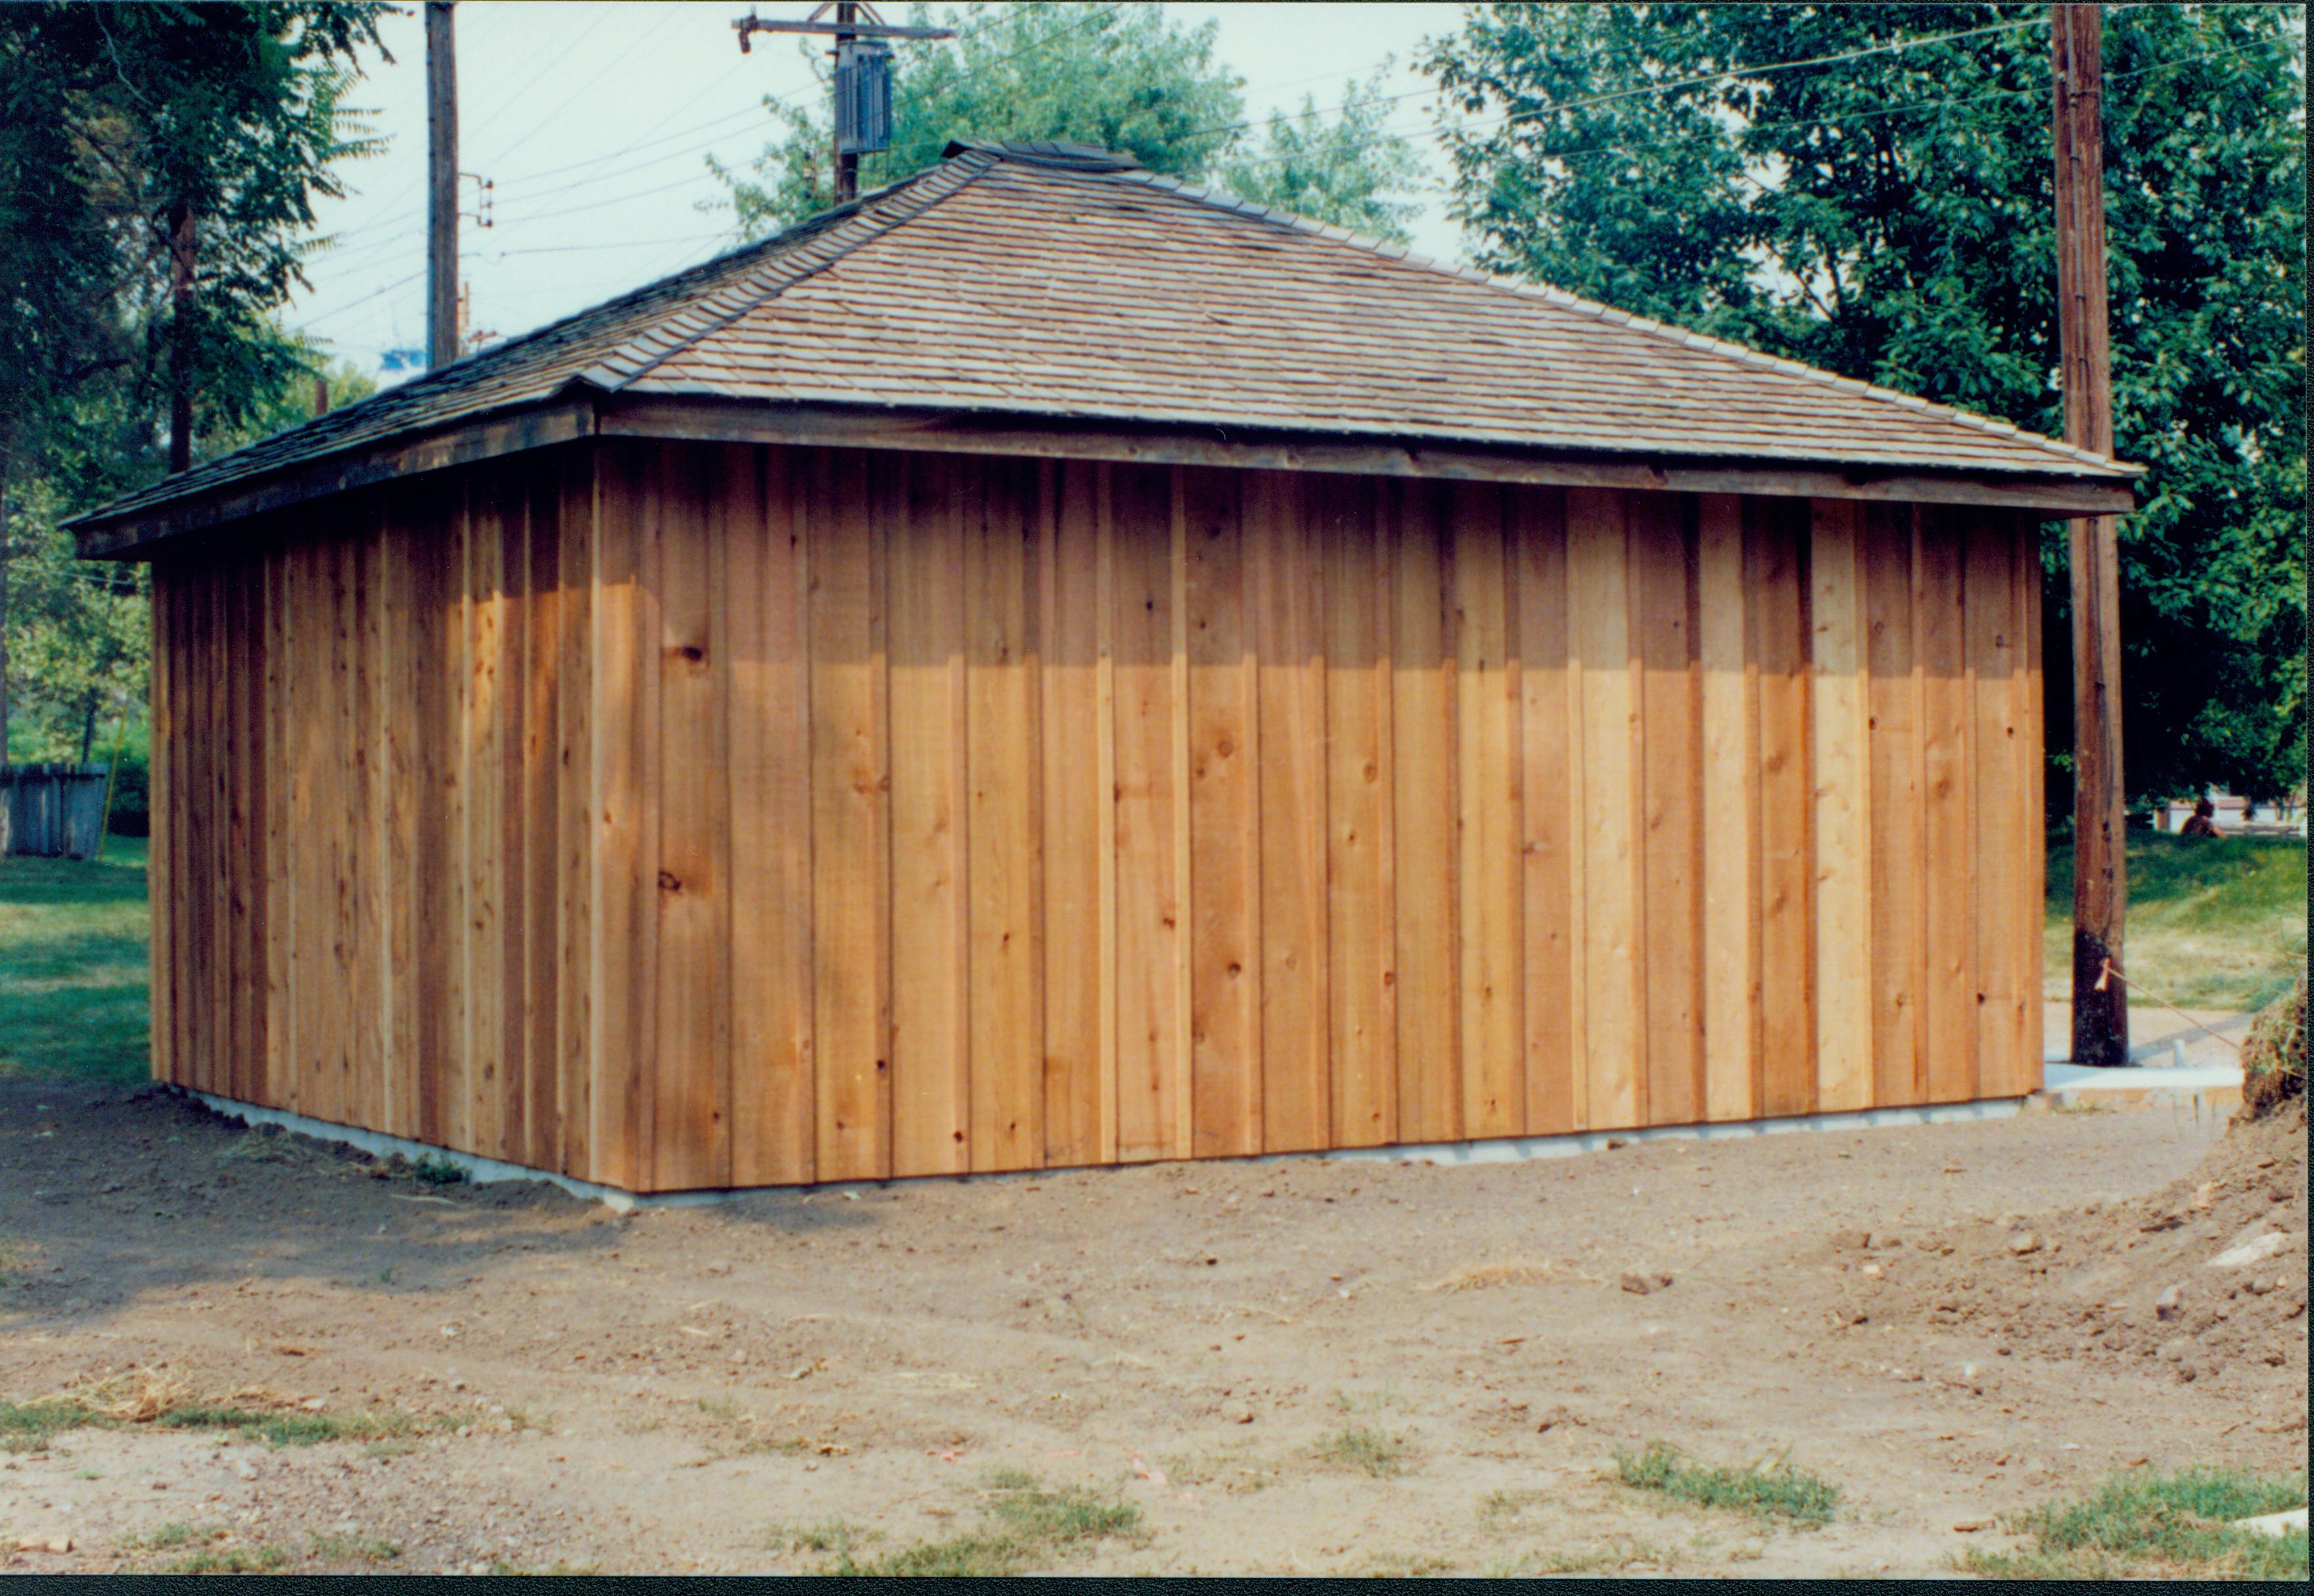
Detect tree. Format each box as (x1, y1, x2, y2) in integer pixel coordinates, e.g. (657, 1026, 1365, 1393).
(711, 2, 1424, 244)
(1422, 3, 2306, 805)
(1221, 67, 1425, 245)
(0, 1, 387, 760)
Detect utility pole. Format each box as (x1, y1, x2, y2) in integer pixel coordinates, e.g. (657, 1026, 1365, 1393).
(167, 199, 196, 473)
(2052, 2, 2127, 1068)
(733, 3, 954, 205)
(427, 1, 459, 371)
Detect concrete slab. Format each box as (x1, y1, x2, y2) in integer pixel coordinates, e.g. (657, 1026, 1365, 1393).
(2027, 1059, 2245, 1117)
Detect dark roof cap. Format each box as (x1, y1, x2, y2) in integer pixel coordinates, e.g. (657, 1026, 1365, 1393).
(941, 138, 1141, 171)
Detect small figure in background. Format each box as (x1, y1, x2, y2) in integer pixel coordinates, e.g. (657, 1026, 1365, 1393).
(2179, 797, 2221, 838)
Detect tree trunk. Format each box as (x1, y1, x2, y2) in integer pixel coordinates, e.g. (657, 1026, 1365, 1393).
(0, 455, 11, 765)
(169, 200, 196, 474)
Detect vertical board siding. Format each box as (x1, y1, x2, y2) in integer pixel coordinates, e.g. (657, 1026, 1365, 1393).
(965, 458, 1045, 1172)
(1251, 471, 1331, 1154)
(1184, 466, 1262, 1158)
(1568, 486, 1642, 1131)
(1391, 480, 1462, 1143)
(1695, 494, 1757, 1122)
(886, 451, 971, 1177)
(150, 445, 2046, 1191)
(1511, 487, 1575, 1135)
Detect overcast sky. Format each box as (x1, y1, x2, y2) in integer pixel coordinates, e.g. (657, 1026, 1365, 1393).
(292, 1, 1469, 381)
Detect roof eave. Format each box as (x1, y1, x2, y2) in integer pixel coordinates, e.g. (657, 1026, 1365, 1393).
(73, 394, 599, 560)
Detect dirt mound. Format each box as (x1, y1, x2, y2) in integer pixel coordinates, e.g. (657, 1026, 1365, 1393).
(1809, 1105, 2307, 1391)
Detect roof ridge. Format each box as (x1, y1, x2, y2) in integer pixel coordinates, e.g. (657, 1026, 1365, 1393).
(1098, 165, 2135, 478)
(579, 152, 1001, 393)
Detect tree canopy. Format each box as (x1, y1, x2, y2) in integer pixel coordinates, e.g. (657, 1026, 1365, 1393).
(711, 1, 1425, 244)
(1422, 2, 2307, 804)
(0, 1, 386, 762)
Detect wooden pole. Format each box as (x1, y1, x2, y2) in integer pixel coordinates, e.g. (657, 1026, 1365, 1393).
(427, 1, 459, 372)
(2052, 2, 2127, 1068)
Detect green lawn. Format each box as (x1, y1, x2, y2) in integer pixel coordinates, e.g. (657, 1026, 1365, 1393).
(0, 836, 150, 1085)
(2046, 832, 2308, 1013)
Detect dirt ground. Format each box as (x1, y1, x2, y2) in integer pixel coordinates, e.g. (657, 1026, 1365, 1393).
(0, 1080, 2303, 1577)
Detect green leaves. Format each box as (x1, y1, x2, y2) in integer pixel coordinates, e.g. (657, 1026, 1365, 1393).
(711, 2, 1425, 244)
(1423, 3, 2306, 802)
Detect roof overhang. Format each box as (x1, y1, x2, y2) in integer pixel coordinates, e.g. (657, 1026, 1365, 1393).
(77, 393, 2137, 560)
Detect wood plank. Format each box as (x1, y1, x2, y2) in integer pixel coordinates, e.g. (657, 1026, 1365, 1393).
(1512, 484, 1577, 1135)
(464, 472, 514, 1158)
(1042, 458, 1106, 1168)
(414, 481, 467, 1151)
(1633, 491, 1703, 1127)
(376, 493, 421, 1139)
(306, 536, 352, 1125)
(1696, 493, 1757, 1122)
(887, 450, 971, 1177)
(1968, 513, 2030, 1097)
(1391, 478, 1462, 1143)
(147, 563, 175, 1085)
(222, 545, 257, 1105)
(1251, 470, 1329, 1153)
(1809, 497, 1874, 1114)
(1183, 466, 1261, 1158)
(345, 513, 384, 1136)
(1452, 481, 1523, 1139)
(1093, 463, 1121, 1168)
(555, 446, 595, 1179)
(521, 461, 565, 1171)
(809, 447, 891, 1182)
(1749, 496, 1814, 1118)
(965, 457, 1046, 1172)
(1110, 463, 1183, 1162)
(1916, 505, 1978, 1103)
(728, 444, 816, 1187)
(2018, 516, 2047, 1097)
(590, 443, 657, 1190)
(1865, 503, 1927, 1106)
(1321, 472, 1397, 1147)
(653, 442, 733, 1189)
(1569, 487, 1642, 1131)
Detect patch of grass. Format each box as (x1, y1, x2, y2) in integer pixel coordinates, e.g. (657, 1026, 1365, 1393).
(1962, 1466, 2308, 1581)
(1615, 1441, 1838, 1529)
(122, 1522, 202, 1551)
(0, 841, 150, 1085)
(1314, 1423, 1407, 1478)
(766, 1520, 873, 1556)
(306, 1530, 401, 1564)
(157, 1403, 438, 1448)
(4, 1375, 462, 1453)
(823, 1472, 1141, 1576)
(160, 1541, 290, 1574)
(2046, 833, 2307, 1011)
(0, 1397, 91, 1453)
(488, 1560, 599, 1576)
(409, 1152, 471, 1186)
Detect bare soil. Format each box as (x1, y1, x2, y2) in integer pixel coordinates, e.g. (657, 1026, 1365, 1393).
(0, 1081, 2303, 1578)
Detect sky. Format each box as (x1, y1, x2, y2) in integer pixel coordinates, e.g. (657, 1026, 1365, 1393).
(290, 1, 1471, 383)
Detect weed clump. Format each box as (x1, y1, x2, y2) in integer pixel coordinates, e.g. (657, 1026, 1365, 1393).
(1615, 1441, 1838, 1528)
(2242, 967, 2306, 1118)
(409, 1152, 471, 1186)
(814, 1471, 1141, 1576)
(1962, 1465, 2308, 1580)
(1315, 1423, 1408, 1478)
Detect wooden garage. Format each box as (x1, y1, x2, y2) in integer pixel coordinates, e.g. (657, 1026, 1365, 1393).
(74, 141, 2138, 1194)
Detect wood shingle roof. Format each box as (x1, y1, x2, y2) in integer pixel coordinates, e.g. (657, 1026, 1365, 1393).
(74, 139, 2135, 551)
